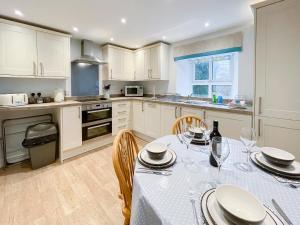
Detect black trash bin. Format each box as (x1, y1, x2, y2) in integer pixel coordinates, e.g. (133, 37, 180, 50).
(22, 122, 58, 169)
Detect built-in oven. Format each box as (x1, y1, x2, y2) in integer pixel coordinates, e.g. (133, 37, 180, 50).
(82, 102, 112, 141)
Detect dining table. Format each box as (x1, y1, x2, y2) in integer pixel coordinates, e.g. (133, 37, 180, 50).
(130, 135, 300, 225)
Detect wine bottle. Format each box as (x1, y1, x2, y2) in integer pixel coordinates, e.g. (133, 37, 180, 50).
(209, 120, 222, 167)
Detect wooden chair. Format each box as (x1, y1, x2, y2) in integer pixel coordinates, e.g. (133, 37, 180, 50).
(112, 129, 139, 225)
(172, 115, 207, 134)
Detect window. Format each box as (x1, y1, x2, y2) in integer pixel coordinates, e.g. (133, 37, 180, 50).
(192, 53, 236, 98)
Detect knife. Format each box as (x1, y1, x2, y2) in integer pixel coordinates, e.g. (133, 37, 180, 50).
(272, 199, 293, 225)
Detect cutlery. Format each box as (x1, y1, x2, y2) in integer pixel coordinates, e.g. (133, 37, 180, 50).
(135, 170, 172, 176)
(272, 175, 300, 184)
(190, 198, 200, 225)
(272, 199, 293, 225)
(137, 167, 173, 172)
(289, 183, 300, 189)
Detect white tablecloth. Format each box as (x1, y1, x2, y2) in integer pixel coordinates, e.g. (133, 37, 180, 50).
(130, 135, 300, 225)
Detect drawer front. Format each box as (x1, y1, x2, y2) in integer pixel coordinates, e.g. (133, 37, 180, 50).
(112, 117, 130, 126)
(112, 123, 131, 135)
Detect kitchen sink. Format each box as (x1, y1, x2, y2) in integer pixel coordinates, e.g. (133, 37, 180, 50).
(176, 99, 208, 105)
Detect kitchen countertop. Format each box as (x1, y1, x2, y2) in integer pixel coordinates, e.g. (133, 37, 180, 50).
(0, 97, 253, 115)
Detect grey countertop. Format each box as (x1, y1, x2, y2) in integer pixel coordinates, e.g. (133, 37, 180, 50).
(0, 97, 253, 115)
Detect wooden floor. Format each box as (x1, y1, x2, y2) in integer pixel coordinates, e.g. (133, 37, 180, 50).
(0, 139, 146, 225)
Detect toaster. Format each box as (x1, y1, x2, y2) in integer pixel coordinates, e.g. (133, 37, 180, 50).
(0, 94, 28, 106)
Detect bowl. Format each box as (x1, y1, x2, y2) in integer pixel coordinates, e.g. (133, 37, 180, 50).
(215, 185, 266, 224)
(146, 143, 167, 160)
(189, 127, 203, 139)
(261, 147, 295, 166)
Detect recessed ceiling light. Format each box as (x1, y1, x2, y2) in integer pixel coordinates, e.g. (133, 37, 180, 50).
(110, 37, 114, 42)
(73, 27, 78, 32)
(162, 36, 166, 40)
(121, 18, 127, 24)
(14, 9, 23, 17)
(204, 22, 210, 27)
(135, 45, 140, 48)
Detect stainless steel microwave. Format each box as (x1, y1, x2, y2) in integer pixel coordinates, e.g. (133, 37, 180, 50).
(125, 86, 143, 97)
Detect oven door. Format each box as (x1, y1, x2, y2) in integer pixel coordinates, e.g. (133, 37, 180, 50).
(82, 108, 112, 123)
(82, 121, 112, 141)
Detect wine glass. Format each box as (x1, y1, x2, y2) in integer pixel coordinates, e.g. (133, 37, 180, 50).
(211, 137, 230, 184)
(236, 127, 257, 172)
(180, 123, 195, 150)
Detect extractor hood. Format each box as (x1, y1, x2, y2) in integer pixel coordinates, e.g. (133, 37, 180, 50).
(72, 40, 107, 65)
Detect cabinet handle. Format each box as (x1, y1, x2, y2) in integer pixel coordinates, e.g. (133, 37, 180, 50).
(134, 71, 136, 80)
(258, 97, 262, 115)
(175, 106, 177, 118)
(203, 110, 206, 120)
(33, 62, 37, 75)
(118, 103, 127, 107)
(110, 69, 112, 79)
(117, 111, 127, 115)
(88, 123, 110, 130)
(180, 107, 182, 117)
(39, 62, 44, 76)
(142, 101, 144, 112)
(148, 69, 150, 79)
(258, 119, 261, 137)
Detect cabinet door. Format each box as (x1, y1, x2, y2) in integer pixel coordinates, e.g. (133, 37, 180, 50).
(150, 45, 161, 79)
(123, 50, 134, 80)
(37, 31, 70, 77)
(109, 47, 123, 80)
(144, 102, 161, 138)
(61, 106, 82, 151)
(134, 50, 147, 80)
(0, 23, 37, 76)
(181, 107, 205, 119)
(132, 101, 145, 133)
(144, 49, 151, 80)
(255, 116, 300, 160)
(161, 104, 177, 135)
(255, 0, 300, 120)
(206, 111, 252, 139)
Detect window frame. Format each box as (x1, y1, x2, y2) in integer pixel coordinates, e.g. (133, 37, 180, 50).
(192, 53, 237, 98)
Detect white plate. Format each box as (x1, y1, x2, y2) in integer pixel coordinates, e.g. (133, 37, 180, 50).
(137, 149, 177, 169)
(146, 142, 167, 154)
(250, 152, 300, 179)
(140, 149, 173, 165)
(215, 185, 266, 223)
(262, 147, 295, 165)
(201, 189, 284, 225)
(256, 152, 300, 176)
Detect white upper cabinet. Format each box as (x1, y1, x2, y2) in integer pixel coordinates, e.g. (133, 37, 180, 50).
(37, 31, 70, 78)
(0, 23, 37, 76)
(123, 50, 134, 80)
(0, 20, 71, 78)
(255, 0, 300, 121)
(134, 43, 170, 80)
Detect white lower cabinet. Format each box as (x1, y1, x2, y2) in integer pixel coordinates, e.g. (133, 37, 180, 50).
(60, 106, 82, 151)
(144, 102, 161, 138)
(112, 101, 131, 135)
(132, 101, 145, 134)
(161, 104, 178, 135)
(255, 117, 300, 160)
(181, 106, 205, 119)
(206, 110, 252, 139)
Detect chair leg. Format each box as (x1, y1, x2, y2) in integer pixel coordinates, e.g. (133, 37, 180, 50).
(124, 217, 130, 225)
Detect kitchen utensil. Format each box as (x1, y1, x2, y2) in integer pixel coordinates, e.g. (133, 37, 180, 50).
(272, 199, 293, 225)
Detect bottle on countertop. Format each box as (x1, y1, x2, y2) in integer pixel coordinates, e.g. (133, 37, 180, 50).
(37, 93, 43, 104)
(209, 120, 221, 167)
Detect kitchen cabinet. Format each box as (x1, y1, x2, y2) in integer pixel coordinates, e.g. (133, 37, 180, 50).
(255, 117, 300, 160)
(60, 106, 82, 151)
(102, 45, 134, 80)
(181, 106, 205, 119)
(206, 110, 252, 139)
(255, 0, 300, 121)
(132, 101, 145, 133)
(134, 43, 170, 80)
(37, 31, 70, 78)
(253, 0, 300, 158)
(0, 20, 71, 78)
(0, 23, 37, 76)
(144, 102, 161, 138)
(112, 101, 131, 135)
(161, 104, 178, 135)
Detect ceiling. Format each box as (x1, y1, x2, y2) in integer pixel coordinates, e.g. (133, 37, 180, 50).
(0, 0, 262, 48)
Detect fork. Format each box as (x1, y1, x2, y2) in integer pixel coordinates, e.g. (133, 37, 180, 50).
(135, 170, 172, 176)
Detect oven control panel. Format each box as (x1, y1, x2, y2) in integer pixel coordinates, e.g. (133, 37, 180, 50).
(82, 102, 112, 111)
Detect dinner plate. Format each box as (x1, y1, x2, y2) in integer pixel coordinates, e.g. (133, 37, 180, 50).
(256, 152, 300, 176)
(137, 149, 177, 169)
(140, 149, 173, 165)
(215, 184, 266, 224)
(262, 147, 295, 166)
(250, 152, 300, 179)
(200, 189, 284, 225)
